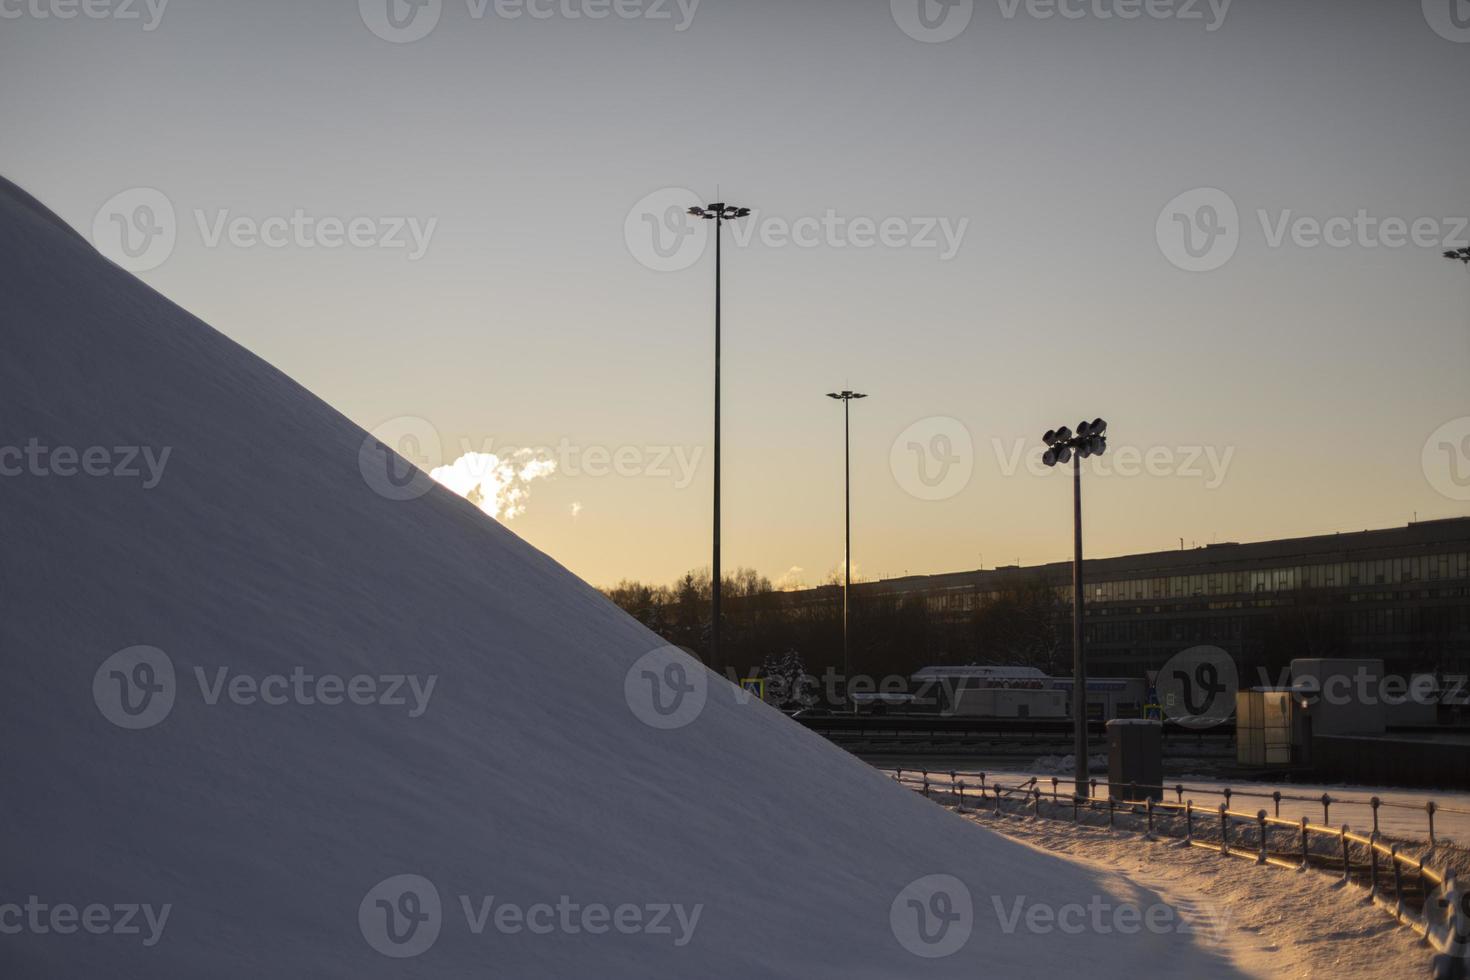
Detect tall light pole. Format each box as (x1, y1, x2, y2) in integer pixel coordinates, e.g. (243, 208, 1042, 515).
(688, 202, 751, 672)
(1042, 418, 1109, 799)
(827, 389, 866, 708)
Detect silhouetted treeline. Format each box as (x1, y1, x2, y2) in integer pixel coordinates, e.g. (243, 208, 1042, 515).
(601, 569, 1068, 686)
(604, 567, 1459, 697)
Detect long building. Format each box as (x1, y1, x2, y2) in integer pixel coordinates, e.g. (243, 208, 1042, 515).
(801, 518, 1470, 677)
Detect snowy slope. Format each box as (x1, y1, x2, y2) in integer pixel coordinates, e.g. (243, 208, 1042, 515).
(0, 176, 1247, 978)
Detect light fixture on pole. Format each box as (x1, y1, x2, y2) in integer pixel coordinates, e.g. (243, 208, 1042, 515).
(1042, 417, 1108, 800)
(687, 202, 751, 672)
(826, 389, 866, 710)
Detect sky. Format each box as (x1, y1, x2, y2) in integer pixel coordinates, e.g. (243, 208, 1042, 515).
(2, 0, 1467, 589)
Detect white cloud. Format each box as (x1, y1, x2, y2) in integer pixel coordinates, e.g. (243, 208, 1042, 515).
(429, 450, 556, 521)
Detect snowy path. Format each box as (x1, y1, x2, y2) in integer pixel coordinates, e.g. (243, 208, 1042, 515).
(963, 811, 1430, 978)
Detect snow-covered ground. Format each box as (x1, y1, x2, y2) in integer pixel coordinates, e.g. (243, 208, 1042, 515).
(963, 811, 1430, 979)
(0, 176, 1277, 977)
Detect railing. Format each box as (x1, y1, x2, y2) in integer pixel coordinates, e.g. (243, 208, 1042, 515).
(884, 766, 1470, 968)
(887, 767, 1470, 846)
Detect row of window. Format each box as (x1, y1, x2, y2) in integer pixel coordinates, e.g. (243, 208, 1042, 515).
(1083, 604, 1470, 646)
(915, 554, 1470, 616)
(1088, 553, 1470, 603)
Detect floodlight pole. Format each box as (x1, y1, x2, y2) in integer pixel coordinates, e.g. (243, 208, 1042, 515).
(1041, 419, 1109, 800)
(689, 202, 751, 672)
(827, 390, 866, 709)
(843, 394, 850, 694)
(714, 209, 722, 671)
(1071, 449, 1086, 798)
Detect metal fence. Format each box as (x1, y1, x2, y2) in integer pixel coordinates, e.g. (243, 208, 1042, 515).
(883, 766, 1470, 969)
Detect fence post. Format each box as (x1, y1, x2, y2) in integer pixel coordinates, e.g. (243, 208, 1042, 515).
(1426, 801, 1437, 850)
(1340, 825, 1351, 883)
(956, 780, 966, 813)
(950, 771, 957, 799)
(1223, 787, 1232, 814)
(1090, 778, 1098, 801)
(1220, 804, 1230, 855)
(978, 772, 987, 794)
(1321, 793, 1332, 826)
(895, 768, 902, 782)
(1176, 784, 1185, 805)
(1033, 787, 1042, 818)
(1390, 844, 1403, 912)
(1184, 801, 1193, 844)
(1368, 833, 1379, 900)
(1299, 817, 1309, 871)
(1370, 796, 1380, 836)
(1256, 810, 1268, 865)
(1273, 791, 1281, 819)
(922, 771, 930, 799)
(994, 783, 1003, 818)
(1051, 777, 1059, 804)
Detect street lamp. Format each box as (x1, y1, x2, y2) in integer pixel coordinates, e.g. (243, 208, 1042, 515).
(1042, 417, 1109, 800)
(826, 389, 867, 709)
(688, 202, 752, 671)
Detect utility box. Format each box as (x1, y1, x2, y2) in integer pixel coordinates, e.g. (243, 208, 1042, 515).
(1106, 719, 1162, 801)
(1236, 689, 1300, 766)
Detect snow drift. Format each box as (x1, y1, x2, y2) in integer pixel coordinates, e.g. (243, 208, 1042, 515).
(0, 177, 1245, 977)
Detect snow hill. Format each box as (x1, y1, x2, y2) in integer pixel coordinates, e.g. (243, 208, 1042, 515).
(0, 177, 1246, 978)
